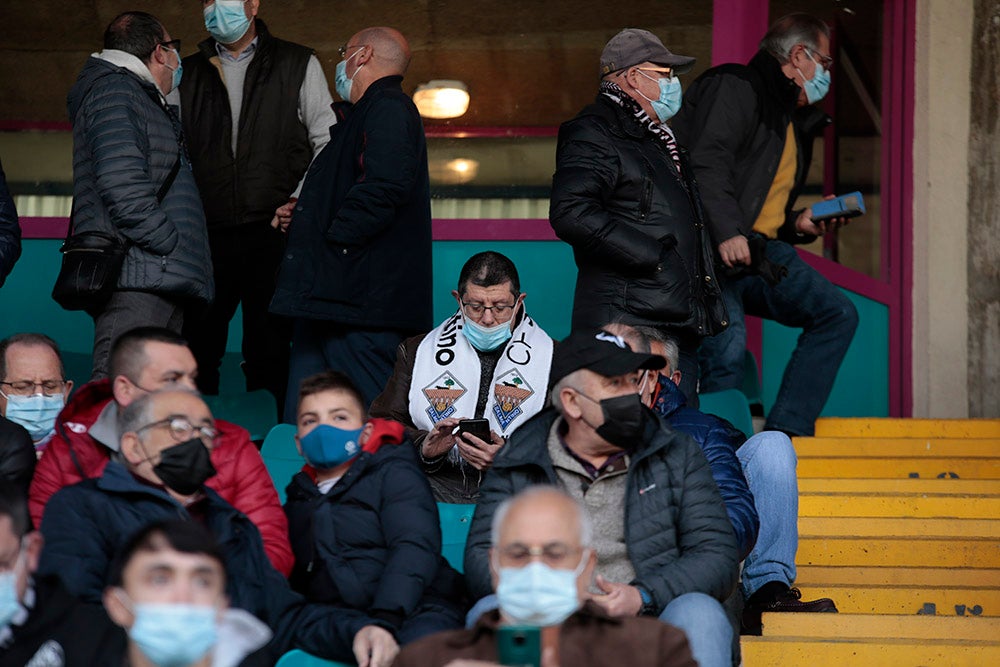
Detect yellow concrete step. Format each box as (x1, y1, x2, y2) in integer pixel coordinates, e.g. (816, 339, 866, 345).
(798, 494, 1000, 518)
(797, 536, 1000, 568)
(814, 418, 1000, 438)
(742, 637, 1000, 666)
(795, 565, 1000, 588)
(799, 478, 1000, 495)
(798, 517, 1000, 538)
(795, 438, 1000, 456)
(795, 584, 1000, 616)
(797, 457, 1000, 479)
(759, 612, 1000, 641)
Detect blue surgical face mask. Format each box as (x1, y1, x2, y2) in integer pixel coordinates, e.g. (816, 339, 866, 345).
(796, 50, 831, 104)
(203, 0, 252, 45)
(495, 553, 589, 627)
(335, 48, 364, 101)
(167, 48, 183, 92)
(636, 70, 683, 123)
(2, 392, 64, 442)
(300, 424, 363, 469)
(0, 547, 24, 630)
(119, 592, 219, 667)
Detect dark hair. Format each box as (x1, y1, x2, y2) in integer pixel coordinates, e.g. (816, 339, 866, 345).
(0, 487, 30, 539)
(109, 327, 188, 383)
(457, 251, 520, 296)
(297, 370, 367, 417)
(0, 332, 64, 380)
(107, 520, 226, 587)
(759, 13, 831, 62)
(103, 11, 166, 62)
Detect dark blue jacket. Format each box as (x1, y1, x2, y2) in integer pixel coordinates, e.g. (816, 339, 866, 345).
(284, 430, 465, 631)
(270, 75, 432, 332)
(464, 408, 738, 611)
(37, 461, 376, 662)
(654, 376, 759, 560)
(0, 157, 20, 286)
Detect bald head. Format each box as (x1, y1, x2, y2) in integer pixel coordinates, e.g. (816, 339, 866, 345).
(491, 486, 593, 550)
(354, 26, 410, 74)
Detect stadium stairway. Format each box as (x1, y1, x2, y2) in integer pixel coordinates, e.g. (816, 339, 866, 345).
(741, 418, 1000, 666)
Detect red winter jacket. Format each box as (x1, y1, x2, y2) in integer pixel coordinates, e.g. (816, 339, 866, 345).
(28, 380, 294, 576)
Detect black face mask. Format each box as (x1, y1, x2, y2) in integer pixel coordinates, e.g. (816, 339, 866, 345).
(578, 392, 647, 450)
(153, 438, 217, 496)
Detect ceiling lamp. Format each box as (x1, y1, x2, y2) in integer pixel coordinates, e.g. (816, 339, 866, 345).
(413, 80, 470, 119)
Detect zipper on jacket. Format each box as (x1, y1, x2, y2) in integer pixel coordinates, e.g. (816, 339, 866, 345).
(160, 256, 167, 271)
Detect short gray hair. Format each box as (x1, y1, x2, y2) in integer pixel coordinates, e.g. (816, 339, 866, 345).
(602, 322, 649, 354)
(490, 486, 593, 548)
(632, 326, 679, 374)
(117, 388, 203, 442)
(550, 369, 586, 414)
(759, 13, 830, 63)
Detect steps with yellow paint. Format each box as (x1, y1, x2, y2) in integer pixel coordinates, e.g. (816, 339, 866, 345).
(742, 417, 1000, 666)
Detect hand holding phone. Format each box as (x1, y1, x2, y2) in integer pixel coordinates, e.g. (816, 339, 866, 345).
(497, 625, 541, 667)
(453, 418, 491, 442)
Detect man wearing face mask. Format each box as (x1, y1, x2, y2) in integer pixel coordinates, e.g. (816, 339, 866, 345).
(395, 486, 696, 666)
(178, 1, 337, 415)
(37, 389, 399, 665)
(549, 28, 726, 405)
(0, 334, 73, 454)
(464, 329, 738, 667)
(672, 13, 859, 437)
(0, 487, 121, 666)
(67, 12, 213, 380)
(371, 252, 554, 503)
(271, 26, 433, 421)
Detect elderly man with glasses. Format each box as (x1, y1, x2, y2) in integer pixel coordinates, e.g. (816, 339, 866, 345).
(371, 251, 554, 503)
(0, 334, 73, 453)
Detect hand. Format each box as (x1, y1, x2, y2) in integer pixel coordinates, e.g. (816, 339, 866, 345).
(455, 430, 504, 471)
(795, 195, 850, 236)
(353, 625, 398, 667)
(270, 197, 297, 233)
(422, 417, 460, 459)
(589, 575, 643, 618)
(717, 235, 751, 268)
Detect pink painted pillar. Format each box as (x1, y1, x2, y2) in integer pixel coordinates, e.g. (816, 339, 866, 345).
(710, 0, 770, 374)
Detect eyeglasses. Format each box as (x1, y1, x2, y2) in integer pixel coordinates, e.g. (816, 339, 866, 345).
(636, 66, 675, 80)
(805, 47, 834, 69)
(338, 44, 367, 58)
(159, 39, 182, 52)
(0, 380, 65, 397)
(462, 301, 516, 317)
(136, 416, 219, 446)
(498, 542, 584, 568)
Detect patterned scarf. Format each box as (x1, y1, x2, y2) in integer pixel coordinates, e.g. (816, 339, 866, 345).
(600, 80, 682, 173)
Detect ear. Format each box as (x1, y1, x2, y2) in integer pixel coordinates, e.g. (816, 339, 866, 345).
(120, 432, 144, 465)
(294, 434, 303, 457)
(62, 380, 74, 401)
(560, 387, 583, 420)
(103, 587, 135, 629)
(23, 531, 43, 575)
(358, 421, 375, 447)
(488, 546, 499, 588)
(451, 289, 463, 310)
(670, 370, 682, 387)
(112, 375, 135, 407)
(248, 0, 260, 18)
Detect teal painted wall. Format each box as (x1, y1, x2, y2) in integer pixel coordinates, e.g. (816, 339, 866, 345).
(2, 239, 888, 418)
(761, 290, 889, 417)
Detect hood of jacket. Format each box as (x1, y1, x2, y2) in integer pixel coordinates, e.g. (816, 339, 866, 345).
(67, 52, 160, 122)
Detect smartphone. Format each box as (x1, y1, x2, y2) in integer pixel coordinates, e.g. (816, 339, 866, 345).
(810, 191, 866, 222)
(497, 625, 541, 667)
(455, 418, 491, 442)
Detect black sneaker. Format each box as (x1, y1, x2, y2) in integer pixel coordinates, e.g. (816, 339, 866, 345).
(741, 583, 838, 635)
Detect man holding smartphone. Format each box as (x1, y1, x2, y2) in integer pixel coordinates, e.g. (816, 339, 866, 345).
(371, 252, 554, 503)
(393, 486, 696, 667)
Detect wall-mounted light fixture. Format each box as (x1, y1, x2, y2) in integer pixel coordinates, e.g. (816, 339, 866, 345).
(413, 80, 470, 119)
(428, 158, 480, 185)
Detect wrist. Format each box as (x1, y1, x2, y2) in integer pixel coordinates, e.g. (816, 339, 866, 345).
(635, 585, 657, 616)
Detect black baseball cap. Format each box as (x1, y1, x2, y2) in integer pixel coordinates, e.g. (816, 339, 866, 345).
(600, 28, 696, 77)
(550, 329, 666, 386)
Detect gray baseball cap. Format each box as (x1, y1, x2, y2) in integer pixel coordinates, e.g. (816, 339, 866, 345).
(600, 28, 696, 77)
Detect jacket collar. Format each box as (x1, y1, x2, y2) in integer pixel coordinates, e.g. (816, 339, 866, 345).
(97, 460, 180, 504)
(198, 17, 273, 60)
(93, 49, 159, 89)
(653, 376, 686, 419)
(748, 50, 801, 114)
(294, 418, 408, 493)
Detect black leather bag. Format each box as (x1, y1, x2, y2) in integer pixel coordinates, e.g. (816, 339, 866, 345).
(52, 155, 180, 312)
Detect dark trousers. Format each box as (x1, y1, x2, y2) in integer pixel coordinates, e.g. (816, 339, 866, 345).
(699, 238, 859, 436)
(184, 226, 291, 413)
(91, 291, 184, 381)
(284, 319, 403, 423)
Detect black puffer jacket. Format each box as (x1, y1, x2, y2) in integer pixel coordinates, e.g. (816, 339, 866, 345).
(672, 50, 831, 246)
(66, 54, 213, 303)
(284, 422, 465, 631)
(0, 157, 20, 286)
(463, 409, 738, 612)
(549, 95, 724, 337)
(0, 416, 34, 500)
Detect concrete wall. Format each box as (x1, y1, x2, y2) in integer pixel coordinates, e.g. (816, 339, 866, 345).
(967, 0, 1000, 418)
(911, 0, 974, 417)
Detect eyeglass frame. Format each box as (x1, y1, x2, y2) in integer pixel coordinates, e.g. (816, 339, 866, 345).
(0, 379, 66, 397)
(635, 66, 675, 80)
(803, 46, 834, 69)
(495, 542, 589, 569)
(134, 415, 219, 447)
(338, 43, 368, 58)
(159, 39, 182, 53)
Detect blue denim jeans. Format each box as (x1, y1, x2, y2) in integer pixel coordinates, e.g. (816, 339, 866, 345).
(466, 592, 732, 667)
(737, 430, 798, 599)
(698, 238, 858, 435)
